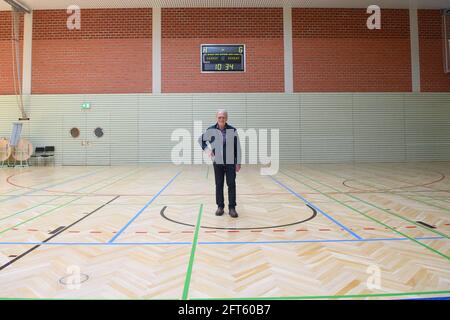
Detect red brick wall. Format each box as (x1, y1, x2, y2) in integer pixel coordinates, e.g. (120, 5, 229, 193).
(292, 9, 412, 92)
(0, 11, 23, 95)
(161, 8, 284, 93)
(418, 10, 450, 92)
(32, 9, 152, 94)
(3, 8, 450, 95)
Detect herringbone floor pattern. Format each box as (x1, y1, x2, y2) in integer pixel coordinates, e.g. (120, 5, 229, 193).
(0, 163, 449, 299)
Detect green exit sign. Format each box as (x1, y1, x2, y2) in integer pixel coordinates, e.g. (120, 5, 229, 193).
(81, 102, 91, 110)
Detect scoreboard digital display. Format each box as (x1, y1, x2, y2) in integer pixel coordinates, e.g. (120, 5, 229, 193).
(201, 44, 245, 73)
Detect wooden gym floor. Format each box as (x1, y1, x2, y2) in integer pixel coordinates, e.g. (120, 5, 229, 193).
(0, 163, 449, 300)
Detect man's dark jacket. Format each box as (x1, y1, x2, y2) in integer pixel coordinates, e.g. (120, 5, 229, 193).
(198, 123, 241, 165)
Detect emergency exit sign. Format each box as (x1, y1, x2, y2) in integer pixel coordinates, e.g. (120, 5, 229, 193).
(81, 103, 91, 110)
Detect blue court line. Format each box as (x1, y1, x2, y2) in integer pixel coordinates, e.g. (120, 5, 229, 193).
(108, 172, 182, 243)
(0, 236, 443, 246)
(404, 296, 450, 300)
(0, 168, 107, 204)
(0, 242, 191, 246)
(198, 236, 444, 245)
(269, 175, 362, 240)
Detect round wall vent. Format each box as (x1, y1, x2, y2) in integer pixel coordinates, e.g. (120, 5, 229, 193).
(70, 127, 80, 138)
(94, 127, 104, 138)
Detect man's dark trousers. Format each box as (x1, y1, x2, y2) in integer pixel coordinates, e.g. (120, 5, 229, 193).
(213, 163, 236, 209)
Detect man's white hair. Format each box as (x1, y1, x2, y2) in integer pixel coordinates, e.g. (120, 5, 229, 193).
(216, 109, 228, 117)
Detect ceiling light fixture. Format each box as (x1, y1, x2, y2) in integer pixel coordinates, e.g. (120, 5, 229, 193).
(3, 0, 31, 13)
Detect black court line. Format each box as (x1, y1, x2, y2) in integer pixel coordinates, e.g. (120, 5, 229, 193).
(160, 204, 317, 230)
(0, 195, 120, 272)
(49, 226, 65, 234)
(416, 221, 436, 229)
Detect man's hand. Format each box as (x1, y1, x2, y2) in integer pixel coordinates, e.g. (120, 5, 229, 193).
(235, 164, 241, 172)
(205, 149, 213, 159)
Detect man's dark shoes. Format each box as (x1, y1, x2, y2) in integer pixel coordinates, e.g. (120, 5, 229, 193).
(215, 207, 225, 216)
(229, 208, 238, 218)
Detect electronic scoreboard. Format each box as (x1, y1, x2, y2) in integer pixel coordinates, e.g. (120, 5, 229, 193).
(201, 44, 245, 73)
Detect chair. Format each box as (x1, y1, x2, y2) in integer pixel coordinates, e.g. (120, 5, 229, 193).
(30, 147, 45, 166)
(41, 146, 55, 166)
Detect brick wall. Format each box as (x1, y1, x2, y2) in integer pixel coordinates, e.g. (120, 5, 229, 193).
(418, 10, 450, 92)
(0, 11, 23, 95)
(2, 8, 450, 95)
(32, 9, 152, 94)
(292, 8, 412, 92)
(161, 8, 284, 93)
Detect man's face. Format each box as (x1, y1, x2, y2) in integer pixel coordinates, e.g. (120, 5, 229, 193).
(216, 112, 227, 127)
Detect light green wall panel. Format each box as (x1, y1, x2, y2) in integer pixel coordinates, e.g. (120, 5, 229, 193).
(0, 93, 448, 165)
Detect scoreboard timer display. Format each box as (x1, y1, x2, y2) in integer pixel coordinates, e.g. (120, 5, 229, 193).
(201, 44, 245, 73)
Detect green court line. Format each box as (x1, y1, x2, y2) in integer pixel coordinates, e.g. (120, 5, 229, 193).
(0, 168, 142, 237)
(0, 168, 134, 225)
(300, 167, 450, 240)
(0, 168, 111, 222)
(182, 203, 203, 300)
(0, 197, 65, 222)
(0, 297, 179, 300)
(336, 165, 450, 212)
(279, 170, 450, 261)
(0, 168, 58, 197)
(411, 195, 450, 204)
(1, 290, 450, 300)
(191, 290, 450, 300)
(360, 163, 450, 200)
(0, 167, 107, 199)
(375, 189, 449, 211)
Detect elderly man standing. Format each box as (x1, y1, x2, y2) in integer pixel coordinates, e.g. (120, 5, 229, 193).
(199, 109, 241, 218)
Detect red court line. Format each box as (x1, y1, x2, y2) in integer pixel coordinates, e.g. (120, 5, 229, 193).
(7, 223, 449, 236)
(5, 172, 46, 191)
(10, 170, 450, 198)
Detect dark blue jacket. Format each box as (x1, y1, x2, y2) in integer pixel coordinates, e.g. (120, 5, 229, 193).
(198, 123, 241, 165)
